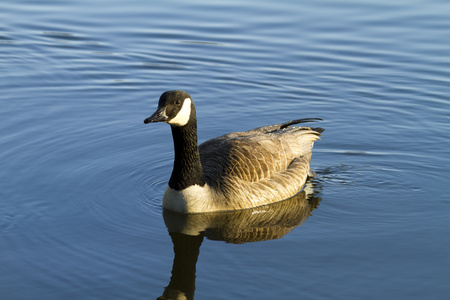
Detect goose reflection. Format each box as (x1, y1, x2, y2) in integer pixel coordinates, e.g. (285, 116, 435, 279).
(157, 181, 321, 300)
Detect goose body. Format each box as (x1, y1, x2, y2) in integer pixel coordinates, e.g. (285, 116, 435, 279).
(144, 90, 323, 213)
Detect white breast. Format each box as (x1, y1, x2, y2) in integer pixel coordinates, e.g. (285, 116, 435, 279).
(163, 184, 213, 213)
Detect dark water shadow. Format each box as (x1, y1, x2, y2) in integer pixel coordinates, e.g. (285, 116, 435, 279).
(157, 181, 322, 300)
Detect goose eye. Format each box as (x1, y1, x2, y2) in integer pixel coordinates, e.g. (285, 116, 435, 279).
(175, 100, 181, 106)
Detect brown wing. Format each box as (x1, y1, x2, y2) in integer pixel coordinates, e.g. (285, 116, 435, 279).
(199, 125, 322, 209)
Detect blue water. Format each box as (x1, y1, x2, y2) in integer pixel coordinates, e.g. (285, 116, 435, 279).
(1, 0, 449, 299)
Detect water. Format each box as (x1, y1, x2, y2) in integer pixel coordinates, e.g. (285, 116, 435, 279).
(1, 0, 449, 299)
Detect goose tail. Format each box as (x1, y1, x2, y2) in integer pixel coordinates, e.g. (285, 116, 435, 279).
(279, 118, 322, 129)
(250, 118, 324, 134)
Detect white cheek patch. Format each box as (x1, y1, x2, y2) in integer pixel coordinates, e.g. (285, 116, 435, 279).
(168, 98, 192, 126)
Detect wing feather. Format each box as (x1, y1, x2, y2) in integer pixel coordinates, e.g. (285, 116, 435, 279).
(199, 123, 322, 209)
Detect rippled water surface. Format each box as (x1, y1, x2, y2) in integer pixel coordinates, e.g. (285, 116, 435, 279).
(1, 0, 449, 299)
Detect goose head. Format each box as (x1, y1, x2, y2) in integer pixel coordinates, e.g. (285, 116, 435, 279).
(144, 90, 194, 127)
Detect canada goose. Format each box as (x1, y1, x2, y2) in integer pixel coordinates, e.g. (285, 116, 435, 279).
(144, 90, 323, 213)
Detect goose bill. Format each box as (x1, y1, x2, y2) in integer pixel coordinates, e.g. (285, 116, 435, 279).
(144, 107, 168, 123)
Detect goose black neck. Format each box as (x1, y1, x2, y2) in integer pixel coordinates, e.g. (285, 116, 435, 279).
(169, 118, 206, 190)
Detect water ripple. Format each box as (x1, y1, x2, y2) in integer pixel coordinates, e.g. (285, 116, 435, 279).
(1, 0, 450, 298)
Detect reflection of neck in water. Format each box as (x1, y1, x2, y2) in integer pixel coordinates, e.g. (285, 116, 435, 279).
(158, 181, 321, 299)
(158, 232, 204, 300)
